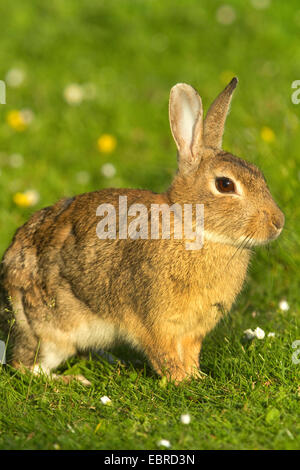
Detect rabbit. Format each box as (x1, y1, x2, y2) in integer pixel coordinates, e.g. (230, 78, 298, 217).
(0, 77, 284, 384)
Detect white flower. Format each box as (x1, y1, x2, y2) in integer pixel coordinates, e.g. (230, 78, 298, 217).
(100, 396, 111, 405)
(20, 109, 34, 125)
(13, 189, 40, 208)
(5, 68, 26, 87)
(279, 300, 289, 312)
(244, 327, 265, 340)
(157, 439, 171, 448)
(76, 171, 90, 185)
(216, 5, 236, 25)
(267, 332, 275, 338)
(180, 413, 191, 425)
(101, 163, 116, 178)
(63, 83, 84, 105)
(254, 327, 265, 339)
(244, 329, 256, 340)
(251, 0, 271, 9)
(24, 190, 40, 206)
(9, 153, 24, 168)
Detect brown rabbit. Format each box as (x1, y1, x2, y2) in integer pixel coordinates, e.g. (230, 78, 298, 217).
(0, 78, 284, 384)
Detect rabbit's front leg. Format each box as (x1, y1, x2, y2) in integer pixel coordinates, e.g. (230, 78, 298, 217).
(143, 334, 196, 383)
(180, 334, 203, 379)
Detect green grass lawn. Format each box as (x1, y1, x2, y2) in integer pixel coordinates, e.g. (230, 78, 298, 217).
(0, 0, 299, 450)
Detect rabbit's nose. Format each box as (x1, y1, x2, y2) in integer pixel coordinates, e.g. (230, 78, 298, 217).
(271, 211, 285, 231)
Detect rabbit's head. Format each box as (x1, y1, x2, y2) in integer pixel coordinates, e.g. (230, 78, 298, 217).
(168, 78, 284, 247)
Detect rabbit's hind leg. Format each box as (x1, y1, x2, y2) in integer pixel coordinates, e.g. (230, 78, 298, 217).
(13, 337, 91, 386)
(32, 339, 92, 386)
(7, 289, 41, 370)
(8, 291, 91, 386)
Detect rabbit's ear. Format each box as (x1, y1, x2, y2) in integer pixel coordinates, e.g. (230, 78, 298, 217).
(204, 77, 238, 149)
(169, 83, 203, 172)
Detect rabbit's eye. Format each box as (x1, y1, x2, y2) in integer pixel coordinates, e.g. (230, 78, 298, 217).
(215, 177, 235, 194)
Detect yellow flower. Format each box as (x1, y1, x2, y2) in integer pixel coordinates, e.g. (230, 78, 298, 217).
(260, 126, 275, 143)
(97, 134, 117, 153)
(13, 192, 31, 207)
(13, 190, 40, 208)
(6, 110, 27, 131)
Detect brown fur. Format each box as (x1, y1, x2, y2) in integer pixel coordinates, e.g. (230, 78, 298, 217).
(0, 79, 284, 383)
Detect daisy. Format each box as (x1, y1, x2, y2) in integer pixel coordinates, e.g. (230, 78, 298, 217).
(76, 171, 90, 185)
(244, 327, 265, 340)
(5, 68, 26, 88)
(216, 5, 236, 25)
(180, 413, 191, 425)
(157, 439, 171, 448)
(100, 396, 111, 405)
(279, 299, 289, 312)
(251, 0, 271, 9)
(254, 327, 265, 339)
(63, 83, 84, 105)
(9, 153, 24, 168)
(101, 163, 116, 178)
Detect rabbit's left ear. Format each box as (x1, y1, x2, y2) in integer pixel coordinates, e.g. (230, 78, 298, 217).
(203, 77, 238, 149)
(169, 83, 203, 172)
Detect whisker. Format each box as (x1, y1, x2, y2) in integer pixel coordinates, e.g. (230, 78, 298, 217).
(224, 230, 257, 270)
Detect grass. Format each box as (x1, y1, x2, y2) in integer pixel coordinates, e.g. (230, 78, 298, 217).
(0, 0, 299, 450)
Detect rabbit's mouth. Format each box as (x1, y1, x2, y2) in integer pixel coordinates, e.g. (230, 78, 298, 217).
(247, 208, 285, 246)
(203, 230, 255, 248)
(203, 225, 283, 248)
(250, 226, 284, 246)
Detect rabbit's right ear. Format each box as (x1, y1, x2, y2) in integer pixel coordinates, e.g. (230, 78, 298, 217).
(169, 83, 203, 173)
